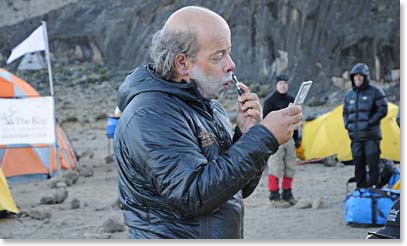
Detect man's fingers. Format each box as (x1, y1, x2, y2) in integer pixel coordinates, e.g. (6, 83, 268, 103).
(246, 108, 262, 118)
(290, 112, 304, 125)
(285, 104, 302, 116)
(245, 92, 259, 101)
(238, 91, 258, 103)
(291, 121, 302, 131)
(238, 83, 250, 93)
(241, 100, 261, 111)
(237, 83, 249, 102)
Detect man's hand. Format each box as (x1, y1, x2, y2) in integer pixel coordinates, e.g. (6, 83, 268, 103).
(235, 83, 262, 133)
(260, 105, 303, 144)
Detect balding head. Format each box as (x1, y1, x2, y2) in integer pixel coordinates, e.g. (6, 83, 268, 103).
(150, 6, 234, 98)
(163, 6, 229, 36)
(149, 6, 231, 81)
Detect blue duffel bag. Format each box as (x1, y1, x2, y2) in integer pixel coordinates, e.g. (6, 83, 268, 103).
(343, 187, 400, 227)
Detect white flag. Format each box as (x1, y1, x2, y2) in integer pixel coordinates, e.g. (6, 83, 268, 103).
(7, 25, 46, 64)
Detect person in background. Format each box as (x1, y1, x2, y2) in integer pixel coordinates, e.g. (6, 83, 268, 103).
(263, 74, 300, 208)
(343, 63, 388, 188)
(366, 199, 400, 239)
(114, 6, 303, 239)
(396, 107, 400, 127)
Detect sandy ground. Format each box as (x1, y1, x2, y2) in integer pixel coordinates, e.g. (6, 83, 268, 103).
(244, 163, 375, 240)
(0, 123, 387, 240)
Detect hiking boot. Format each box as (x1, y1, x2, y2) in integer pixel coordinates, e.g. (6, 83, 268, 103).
(270, 199, 291, 208)
(269, 191, 280, 202)
(269, 191, 291, 208)
(282, 189, 298, 206)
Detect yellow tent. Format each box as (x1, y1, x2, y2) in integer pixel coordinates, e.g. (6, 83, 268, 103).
(0, 168, 19, 214)
(392, 180, 400, 190)
(298, 103, 400, 162)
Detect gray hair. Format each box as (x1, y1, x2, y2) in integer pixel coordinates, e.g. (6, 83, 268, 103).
(149, 28, 199, 80)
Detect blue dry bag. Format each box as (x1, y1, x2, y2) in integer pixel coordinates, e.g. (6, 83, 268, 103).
(343, 187, 400, 227)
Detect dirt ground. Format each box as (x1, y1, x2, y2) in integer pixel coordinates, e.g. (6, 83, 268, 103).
(1, 122, 391, 241)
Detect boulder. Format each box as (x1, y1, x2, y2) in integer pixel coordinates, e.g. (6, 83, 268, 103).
(78, 166, 94, 177)
(312, 198, 325, 209)
(71, 198, 80, 209)
(105, 155, 114, 164)
(40, 196, 55, 205)
(47, 176, 65, 189)
(63, 170, 79, 186)
(28, 208, 51, 220)
(294, 199, 312, 209)
(98, 216, 125, 233)
(53, 189, 69, 204)
(55, 182, 67, 189)
(323, 156, 337, 167)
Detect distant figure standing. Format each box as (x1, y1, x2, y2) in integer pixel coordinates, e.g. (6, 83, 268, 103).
(366, 199, 400, 239)
(263, 74, 300, 207)
(396, 107, 400, 127)
(343, 63, 388, 188)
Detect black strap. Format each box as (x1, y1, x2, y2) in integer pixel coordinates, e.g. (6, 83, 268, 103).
(371, 197, 377, 225)
(232, 126, 242, 143)
(367, 188, 389, 197)
(346, 177, 356, 193)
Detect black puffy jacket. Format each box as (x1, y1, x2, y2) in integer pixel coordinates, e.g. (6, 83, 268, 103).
(263, 91, 299, 144)
(343, 63, 388, 141)
(114, 65, 279, 239)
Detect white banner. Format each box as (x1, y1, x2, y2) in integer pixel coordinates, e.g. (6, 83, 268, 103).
(0, 97, 55, 145)
(6, 25, 46, 64)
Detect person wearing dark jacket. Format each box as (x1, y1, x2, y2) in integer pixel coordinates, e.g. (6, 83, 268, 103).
(396, 107, 400, 127)
(114, 6, 303, 239)
(366, 199, 400, 239)
(343, 63, 388, 188)
(263, 74, 299, 207)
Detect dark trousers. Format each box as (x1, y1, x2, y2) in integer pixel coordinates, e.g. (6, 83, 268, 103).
(351, 140, 381, 188)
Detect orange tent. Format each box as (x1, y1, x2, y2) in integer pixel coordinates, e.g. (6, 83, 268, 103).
(0, 68, 77, 183)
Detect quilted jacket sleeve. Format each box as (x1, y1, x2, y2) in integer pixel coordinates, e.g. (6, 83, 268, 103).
(368, 87, 388, 126)
(121, 102, 279, 218)
(343, 96, 349, 130)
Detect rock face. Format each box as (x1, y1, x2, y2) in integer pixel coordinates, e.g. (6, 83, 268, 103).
(0, 0, 399, 98)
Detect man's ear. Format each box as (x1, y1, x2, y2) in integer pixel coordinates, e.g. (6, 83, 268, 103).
(174, 53, 189, 76)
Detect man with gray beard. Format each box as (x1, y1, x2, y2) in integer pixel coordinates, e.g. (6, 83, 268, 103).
(114, 6, 303, 239)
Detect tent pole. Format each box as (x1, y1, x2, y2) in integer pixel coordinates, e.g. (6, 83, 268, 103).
(42, 20, 61, 176)
(41, 21, 54, 97)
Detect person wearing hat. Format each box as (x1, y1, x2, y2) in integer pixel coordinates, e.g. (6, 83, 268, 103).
(343, 63, 388, 188)
(366, 199, 400, 239)
(263, 74, 300, 208)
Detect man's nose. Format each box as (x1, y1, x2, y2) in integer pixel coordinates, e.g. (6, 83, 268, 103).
(224, 54, 235, 73)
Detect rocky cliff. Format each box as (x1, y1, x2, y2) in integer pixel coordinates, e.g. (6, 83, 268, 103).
(0, 0, 400, 99)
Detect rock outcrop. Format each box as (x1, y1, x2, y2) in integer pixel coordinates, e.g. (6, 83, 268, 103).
(0, 0, 399, 99)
